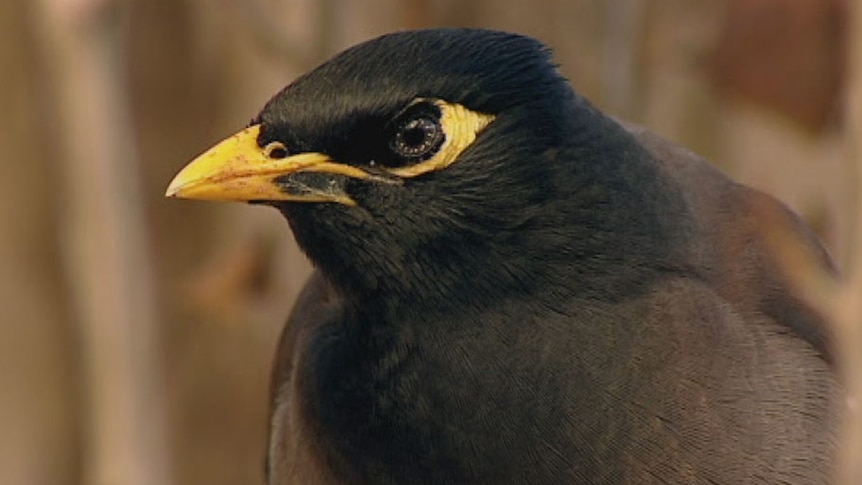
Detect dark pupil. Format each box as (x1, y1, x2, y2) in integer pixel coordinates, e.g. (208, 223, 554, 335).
(393, 117, 441, 159)
(402, 123, 429, 146)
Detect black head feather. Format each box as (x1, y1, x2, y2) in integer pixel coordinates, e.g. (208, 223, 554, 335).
(256, 29, 572, 152)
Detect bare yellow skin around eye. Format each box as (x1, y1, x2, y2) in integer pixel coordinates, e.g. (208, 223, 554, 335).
(387, 101, 495, 178)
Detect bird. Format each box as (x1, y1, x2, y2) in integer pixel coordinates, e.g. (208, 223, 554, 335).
(166, 29, 839, 485)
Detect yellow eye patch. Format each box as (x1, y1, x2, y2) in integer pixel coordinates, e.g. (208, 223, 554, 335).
(388, 100, 495, 178)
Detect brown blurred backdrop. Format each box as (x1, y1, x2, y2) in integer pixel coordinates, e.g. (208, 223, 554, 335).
(1, 1, 857, 484)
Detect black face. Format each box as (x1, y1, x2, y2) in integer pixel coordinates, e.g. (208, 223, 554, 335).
(244, 29, 681, 309)
(245, 31, 567, 296)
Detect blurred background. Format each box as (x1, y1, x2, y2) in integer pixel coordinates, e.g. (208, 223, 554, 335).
(1, 0, 859, 484)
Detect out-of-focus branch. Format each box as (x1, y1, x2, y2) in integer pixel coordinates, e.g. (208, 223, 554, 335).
(34, 1, 171, 485)
(221, 0, 339, 68)
(836, 2, 862, 483)
(602, 0, 647, 119)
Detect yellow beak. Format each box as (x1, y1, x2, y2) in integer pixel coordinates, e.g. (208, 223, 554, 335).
(165, 124, 372, 205)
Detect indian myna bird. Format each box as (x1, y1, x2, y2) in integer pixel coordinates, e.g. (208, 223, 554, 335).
(166, 29, 839, 485)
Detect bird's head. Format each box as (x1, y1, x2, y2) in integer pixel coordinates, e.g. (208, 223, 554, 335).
(167, 29, 680, 310)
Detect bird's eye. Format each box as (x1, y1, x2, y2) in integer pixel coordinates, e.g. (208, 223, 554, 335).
(380, 99, 492, 176)
(390, 111, 444, 162)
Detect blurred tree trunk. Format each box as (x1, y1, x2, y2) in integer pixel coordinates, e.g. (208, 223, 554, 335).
(0, 2, 81, 484)
(34, 1, 171, 484)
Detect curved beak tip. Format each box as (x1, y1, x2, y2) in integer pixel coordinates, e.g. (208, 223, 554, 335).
(164, 171, 194, 198)
(164, 181, 181, 198)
